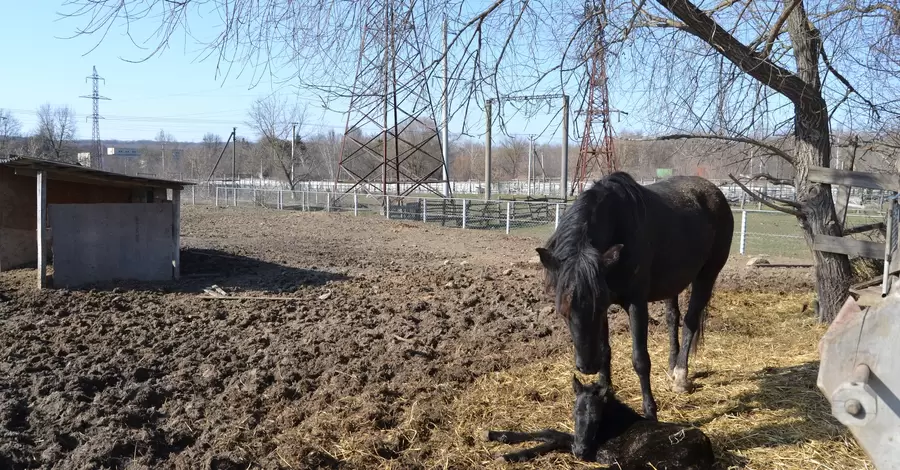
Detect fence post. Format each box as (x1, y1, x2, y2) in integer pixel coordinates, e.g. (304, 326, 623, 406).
(462, 199, 468, 229)
(192, 186, 196, 205)
(506, 201, 512, 234)
(554, 203, 561, 229)
(326, 194, 331, 213)
(215, 187, 219, 207)
(422, 198, 427, 223)
(353, 193, 359, 216)
(739, 210, 748, 255)
(386, 196, 391, 220)
(278, 190, 283, 210)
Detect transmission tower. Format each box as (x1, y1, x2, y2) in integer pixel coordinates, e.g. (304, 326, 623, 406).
(572, 0, 622, 195)
(334, 0, 450, 200)
(79, 66, 110, 169)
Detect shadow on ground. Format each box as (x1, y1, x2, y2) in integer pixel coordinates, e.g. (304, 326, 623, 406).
(709, 361, 847, 469)
(56, 248, 348, 294)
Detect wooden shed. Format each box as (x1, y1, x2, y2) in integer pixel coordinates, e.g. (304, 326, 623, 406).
(0, 156, 194, 288)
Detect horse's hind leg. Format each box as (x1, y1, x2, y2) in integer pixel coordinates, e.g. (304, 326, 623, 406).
(666, 296, 681, 377)
(673, 276, 715, 393)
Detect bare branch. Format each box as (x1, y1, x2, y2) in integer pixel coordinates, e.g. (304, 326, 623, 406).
(744, 172, 795, 186)
(728, 173, 804, 217)
(625, 133, 795, 165)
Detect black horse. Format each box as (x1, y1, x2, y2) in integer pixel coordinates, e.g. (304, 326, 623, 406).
(486, 376, 716, 469)
(536, 172, 733, 419)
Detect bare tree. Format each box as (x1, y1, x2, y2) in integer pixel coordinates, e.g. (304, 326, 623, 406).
(0, 109, 22, 155)
(35, 104, 77, 162)
(245, 94, 308, 189)
(60, 0, 900, 322)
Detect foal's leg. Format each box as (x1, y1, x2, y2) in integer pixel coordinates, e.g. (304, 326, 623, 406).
(673, 277, 715, 393)
(666, 296, 681, 377)
(628, 300, 657, 420)
(484, 429, 573, 462)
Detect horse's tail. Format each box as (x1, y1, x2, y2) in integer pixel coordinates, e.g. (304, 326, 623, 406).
(690, 301, 711, 356)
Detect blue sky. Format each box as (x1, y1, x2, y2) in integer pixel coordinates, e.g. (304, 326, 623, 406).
(0, 2, 650, 145)
(0, 3, 349, 142)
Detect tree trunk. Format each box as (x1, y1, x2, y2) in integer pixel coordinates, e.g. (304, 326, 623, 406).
(785, 0, 852, 323)
(650, 0, 854, 322)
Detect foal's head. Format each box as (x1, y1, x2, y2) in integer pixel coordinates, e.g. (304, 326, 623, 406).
(571, 374, 610, 460)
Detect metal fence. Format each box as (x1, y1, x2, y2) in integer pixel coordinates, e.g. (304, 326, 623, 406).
(182, 184, 893, 261)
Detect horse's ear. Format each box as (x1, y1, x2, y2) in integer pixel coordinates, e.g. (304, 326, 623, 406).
(602, 244, 624, 267)
(572, 374, 584, 394)
(535, 248, 560, 270)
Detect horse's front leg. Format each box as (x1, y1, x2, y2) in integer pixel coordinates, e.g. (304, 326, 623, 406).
(596, 307, 613, 390)
(629, 300, 658, 420)
(484, 429, 573, 462)
(484, 429, 572, 445)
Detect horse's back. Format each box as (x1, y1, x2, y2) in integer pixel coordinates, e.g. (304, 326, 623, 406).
(634, 176, 733, 298)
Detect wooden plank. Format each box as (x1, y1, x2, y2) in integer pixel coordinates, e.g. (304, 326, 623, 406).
(843, 222, 885, 236)
(36, 171, 47, 289)
(813, 234, 885, 259)
(807, 166, 900, 191)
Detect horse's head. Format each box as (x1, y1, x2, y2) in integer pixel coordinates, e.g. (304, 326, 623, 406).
(571, 374, 610, 460)
(536, 243, 622, 374)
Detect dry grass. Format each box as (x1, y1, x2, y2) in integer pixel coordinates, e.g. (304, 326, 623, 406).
(274, 291, 873, 469)
(424, 291, 872, 469)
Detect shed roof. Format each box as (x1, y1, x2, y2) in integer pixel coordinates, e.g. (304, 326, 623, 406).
(0, 156, 195, 190)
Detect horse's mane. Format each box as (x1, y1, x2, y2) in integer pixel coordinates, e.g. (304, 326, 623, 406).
(542, 172, 646, 299)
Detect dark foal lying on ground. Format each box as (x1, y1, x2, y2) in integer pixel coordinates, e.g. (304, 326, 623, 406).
(485, 376, 716, 469)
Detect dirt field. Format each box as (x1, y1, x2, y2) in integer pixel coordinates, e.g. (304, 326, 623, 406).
(0, 205, 865, 469)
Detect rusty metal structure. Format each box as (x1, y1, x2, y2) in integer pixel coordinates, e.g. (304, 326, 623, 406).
(572, 0, 619, 195)
(334, 0, 450, 200)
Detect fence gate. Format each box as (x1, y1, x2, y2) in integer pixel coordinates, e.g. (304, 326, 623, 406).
(807, 166, 900, 306)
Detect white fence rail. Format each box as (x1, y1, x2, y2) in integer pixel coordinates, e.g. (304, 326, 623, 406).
(183, 184, 892, 260)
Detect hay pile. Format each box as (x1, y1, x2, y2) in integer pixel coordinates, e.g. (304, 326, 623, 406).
(427, 291, 872, 469)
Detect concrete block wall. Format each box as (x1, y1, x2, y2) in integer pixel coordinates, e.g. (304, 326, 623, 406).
(49, 203, 175, 287)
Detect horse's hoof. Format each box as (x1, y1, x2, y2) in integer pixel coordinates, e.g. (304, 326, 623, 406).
(672, 366, 690, 393)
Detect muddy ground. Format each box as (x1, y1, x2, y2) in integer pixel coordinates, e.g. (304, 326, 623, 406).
(0, 206, 814, 469)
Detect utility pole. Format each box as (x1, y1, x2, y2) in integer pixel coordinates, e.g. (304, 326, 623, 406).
(561, 94, 569, 200)
(527, 134, 535, 196)
(441, 15, 451, 198)
(485, 99, 493, 201)
(291, 122, 297, 189)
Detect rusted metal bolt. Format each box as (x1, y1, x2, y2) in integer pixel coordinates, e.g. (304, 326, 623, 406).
(845, 399, 863, 416)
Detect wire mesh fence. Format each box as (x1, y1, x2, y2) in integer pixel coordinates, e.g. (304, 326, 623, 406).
(187, 184, 896, 261)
